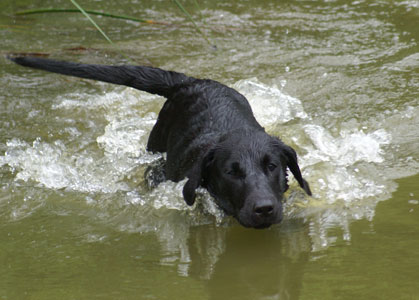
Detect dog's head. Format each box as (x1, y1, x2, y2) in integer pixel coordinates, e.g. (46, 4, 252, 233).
(183, 129, 311, 229)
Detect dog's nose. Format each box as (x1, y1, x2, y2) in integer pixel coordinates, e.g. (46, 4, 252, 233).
(253, 203, 274, 218)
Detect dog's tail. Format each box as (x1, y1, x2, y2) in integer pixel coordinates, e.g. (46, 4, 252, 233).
(8, 56, 193, 98)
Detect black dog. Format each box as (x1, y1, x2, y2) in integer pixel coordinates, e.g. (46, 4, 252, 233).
(9, 56, 311, 229)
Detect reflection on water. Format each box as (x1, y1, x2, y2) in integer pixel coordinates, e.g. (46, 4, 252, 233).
(191, 224, 311, 300)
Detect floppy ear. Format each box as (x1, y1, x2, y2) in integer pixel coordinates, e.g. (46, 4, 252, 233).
(283, 145, 312, 196)
(182, 149, 215, 206)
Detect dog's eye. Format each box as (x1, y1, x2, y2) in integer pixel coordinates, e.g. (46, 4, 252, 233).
(267, 163, 277, 172)
(263, 155, 277, 172)
(226, 169, 243, 177)
(226, 169, 239, 176)
(226, 169, 245, 179)
(226, 162, 244, 178)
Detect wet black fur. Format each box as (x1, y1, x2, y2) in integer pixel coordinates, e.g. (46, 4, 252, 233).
(9, 56, 311, 228)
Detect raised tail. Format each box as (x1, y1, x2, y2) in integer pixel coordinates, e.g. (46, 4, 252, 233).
(8, 56, 193, 98)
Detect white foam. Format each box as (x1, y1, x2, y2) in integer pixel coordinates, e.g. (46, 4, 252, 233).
(1, 137, 129, 193)
(300, 125, 392, 205)
(302, 125, 391, 166)
(96, 113, 159, 168)
(233, 78, 308, 127)
(382, 53, 419, 72)
(0, 89, 163, 194)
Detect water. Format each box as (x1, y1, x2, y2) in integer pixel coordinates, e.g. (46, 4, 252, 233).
(1, 0, 419, 299)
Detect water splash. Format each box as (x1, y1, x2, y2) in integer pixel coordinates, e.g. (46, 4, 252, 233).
(1, 137, 130, 193)
(233, 78, 308, 126)
(301, 125, 392, 204)
(302, 126, 390, 166)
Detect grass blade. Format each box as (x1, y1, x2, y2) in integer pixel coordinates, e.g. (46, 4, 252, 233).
(69, 0, 133, 62)
(70, 0, 113, 45)
(191, 0, 206, 25)
(172, 0, 214, 48)
(16, 8, 170, 25)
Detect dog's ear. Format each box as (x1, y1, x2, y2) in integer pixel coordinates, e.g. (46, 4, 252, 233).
(282, 145, 312, 196)
(182, 149, 215, 206)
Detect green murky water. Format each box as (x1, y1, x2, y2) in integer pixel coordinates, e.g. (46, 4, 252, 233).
(1, 0, 418, 299)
